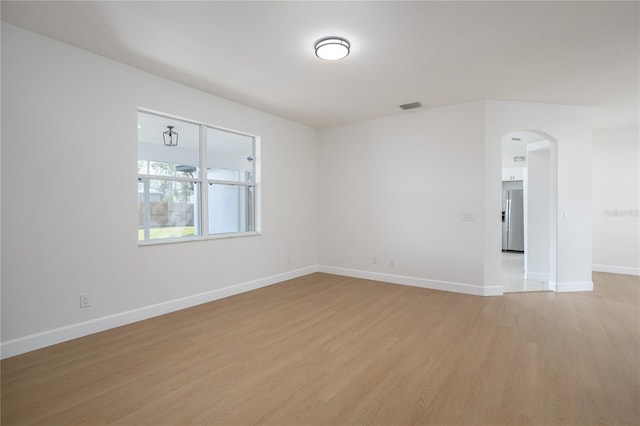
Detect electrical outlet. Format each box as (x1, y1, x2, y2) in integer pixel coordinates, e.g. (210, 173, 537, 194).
(287, 257, 291, 265)
(80, 293, 91, 308)
(389, 259, 395, 267)
(372, 257, 377, 264)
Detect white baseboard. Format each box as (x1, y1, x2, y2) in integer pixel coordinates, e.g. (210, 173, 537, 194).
(525, 271, 549, 281)
(592, 264, 640, 276)
(556, 281, 593, 292)
(7, 264, 599, 359)
(0, 266, 318, 359)
(318, 265, 503, 296)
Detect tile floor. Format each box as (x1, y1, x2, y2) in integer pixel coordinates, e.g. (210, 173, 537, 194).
(501, 252, 550, 293)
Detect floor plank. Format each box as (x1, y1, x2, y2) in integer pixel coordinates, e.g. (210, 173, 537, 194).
(2, 272, 639, 425)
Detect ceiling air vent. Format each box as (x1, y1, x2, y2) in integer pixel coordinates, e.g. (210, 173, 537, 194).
(399, 102, 422, 110)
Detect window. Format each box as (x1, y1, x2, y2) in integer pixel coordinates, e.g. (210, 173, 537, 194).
(137, 110, 258, 243)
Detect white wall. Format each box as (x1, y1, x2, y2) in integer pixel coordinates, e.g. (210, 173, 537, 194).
(592, 126, 640, 275)
(318, 100, 593, 295)
(485, 101, 593, 292)
(1, 24, 317, 351)
(502, 139, 528, 169)
(525, 142, 552, 280)
(502, 131, 546, 169)
(0, 24, 603, 357)
(317, 102, 491, 295)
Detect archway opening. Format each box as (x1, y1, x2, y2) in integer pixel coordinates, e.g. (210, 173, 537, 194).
(500, 130, 557, 293)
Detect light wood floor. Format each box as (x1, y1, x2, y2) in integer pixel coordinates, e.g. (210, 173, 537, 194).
(2, 272, 639, 425)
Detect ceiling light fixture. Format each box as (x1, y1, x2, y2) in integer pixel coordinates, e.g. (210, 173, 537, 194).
(315, 37, 350, 61)
(163, 125, 178, 147)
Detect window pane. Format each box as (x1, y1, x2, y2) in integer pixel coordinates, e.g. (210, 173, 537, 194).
(207, 127, 254, 183)
(138, 160, 149, 174)
(139, 179, 200, 240)
(138, 111, 201, 178)
(208, 183, 255, 235)
(138, 110, 258, 243)
(146, 161, 197, 178)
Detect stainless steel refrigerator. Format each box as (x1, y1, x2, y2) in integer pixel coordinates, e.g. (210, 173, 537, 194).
(502, 188, 524, 252)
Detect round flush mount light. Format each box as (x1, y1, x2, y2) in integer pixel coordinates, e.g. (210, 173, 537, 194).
(315, 37, 350, 61)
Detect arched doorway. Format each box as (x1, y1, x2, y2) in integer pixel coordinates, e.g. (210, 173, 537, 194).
(500, 130, 557, 293)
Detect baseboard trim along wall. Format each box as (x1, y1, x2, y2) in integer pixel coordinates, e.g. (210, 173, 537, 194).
(0, 266, 318, 360)
(556, 281, 594, 292)
(3, 265, 594, 358)
(592, 264, 640, 276)
(318, 265, 504, 297)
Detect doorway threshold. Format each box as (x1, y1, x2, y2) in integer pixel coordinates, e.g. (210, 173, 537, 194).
(501, 252, 552, 293)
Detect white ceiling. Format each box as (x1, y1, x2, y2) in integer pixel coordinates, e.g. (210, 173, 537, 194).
(2, 1, 638, 129)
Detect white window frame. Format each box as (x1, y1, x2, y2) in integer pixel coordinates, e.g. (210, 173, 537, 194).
(138, 109, 261, 245)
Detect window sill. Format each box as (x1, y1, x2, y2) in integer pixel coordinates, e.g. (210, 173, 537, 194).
(138, 231, 262, 246)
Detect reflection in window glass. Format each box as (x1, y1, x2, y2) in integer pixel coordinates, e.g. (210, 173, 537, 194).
(207, 127, 254, 183)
